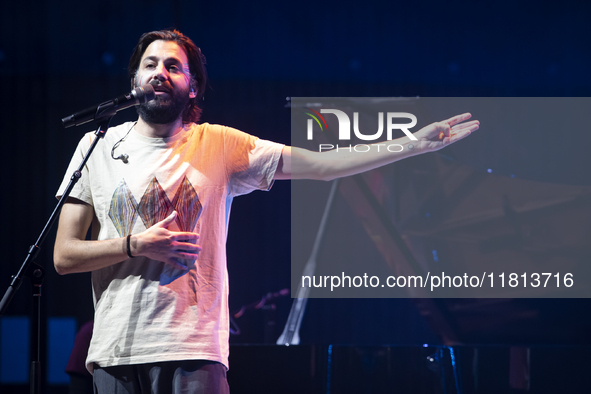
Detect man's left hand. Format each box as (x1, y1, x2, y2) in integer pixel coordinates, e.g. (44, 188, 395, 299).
(412, 112, 479, 152)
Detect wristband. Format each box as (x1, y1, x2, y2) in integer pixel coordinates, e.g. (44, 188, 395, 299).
(126, 234, 134, 258)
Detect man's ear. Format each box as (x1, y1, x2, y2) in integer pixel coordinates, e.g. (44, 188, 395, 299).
(131, 77, 136, 90)
(189, 81, 197, 98)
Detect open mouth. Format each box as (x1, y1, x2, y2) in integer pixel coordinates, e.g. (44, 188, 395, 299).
(153, 86, 171, 94)
(149, 81, 172, 95)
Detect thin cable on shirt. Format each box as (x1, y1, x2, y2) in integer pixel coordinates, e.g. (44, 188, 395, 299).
(111, 121, 137, 163)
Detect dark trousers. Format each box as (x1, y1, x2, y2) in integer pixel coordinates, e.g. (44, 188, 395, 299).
(93, 360, 229, 394)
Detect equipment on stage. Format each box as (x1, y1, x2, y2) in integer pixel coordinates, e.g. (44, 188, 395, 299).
(61, 84, 155, 128)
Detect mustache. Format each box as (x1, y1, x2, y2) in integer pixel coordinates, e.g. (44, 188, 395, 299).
(148, 80, 173, 93)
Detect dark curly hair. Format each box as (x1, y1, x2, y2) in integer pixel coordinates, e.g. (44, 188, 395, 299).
(128, 29, 207, 123)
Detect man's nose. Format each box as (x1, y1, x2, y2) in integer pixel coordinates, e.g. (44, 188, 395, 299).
(152, 63, 168, 81)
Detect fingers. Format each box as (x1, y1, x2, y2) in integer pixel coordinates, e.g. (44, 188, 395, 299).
(171, 234, 200, 256)
(444, 112, 472, 127)
(135, 218, 202, 267)
(437, 122, 452, 140)
(449, 121, 480, 142)
(174, 231, 200, 243)
(171, 236, 202, 257)
(455, 120, 480, 132)
(172, 240, 202, 255)
(439, 117, 479, 141)
(157, 211, 178, 228)
(164, 242, 202, 271)
(451, 120, 479, 132)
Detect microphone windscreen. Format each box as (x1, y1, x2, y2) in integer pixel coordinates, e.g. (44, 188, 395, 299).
(137, 84, 155, 103)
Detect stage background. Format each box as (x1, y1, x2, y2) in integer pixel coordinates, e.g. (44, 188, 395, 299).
(1, 0, 591, 392)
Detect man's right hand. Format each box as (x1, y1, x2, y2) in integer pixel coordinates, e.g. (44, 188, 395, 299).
(54, 199, 201, 275)
(132, 211, 201, 271)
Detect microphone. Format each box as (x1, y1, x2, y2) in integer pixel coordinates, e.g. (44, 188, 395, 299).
(62, 84, 156, 128)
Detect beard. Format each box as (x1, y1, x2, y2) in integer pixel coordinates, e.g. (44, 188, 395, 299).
(136, 82, 190, 125)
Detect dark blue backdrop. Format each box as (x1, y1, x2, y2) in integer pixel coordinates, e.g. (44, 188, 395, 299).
(1, 0, 591, 388)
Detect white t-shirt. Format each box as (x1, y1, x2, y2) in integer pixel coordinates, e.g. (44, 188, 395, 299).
(57, 121, 284, 372)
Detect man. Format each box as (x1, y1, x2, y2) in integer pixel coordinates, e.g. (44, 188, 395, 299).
(54, 30, 479, 393)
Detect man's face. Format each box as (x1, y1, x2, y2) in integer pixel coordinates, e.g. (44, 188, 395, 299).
(135, 40, 196, 124)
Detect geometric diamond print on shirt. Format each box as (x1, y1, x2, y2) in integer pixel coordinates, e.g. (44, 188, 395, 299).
(172, 176, 202, 231)
(108, 179, 139, 237)
(137, 177, 174, 228)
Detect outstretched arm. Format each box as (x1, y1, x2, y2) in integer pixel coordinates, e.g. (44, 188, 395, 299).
(54, 198, 201, 275)
(274, 113, 479, 181)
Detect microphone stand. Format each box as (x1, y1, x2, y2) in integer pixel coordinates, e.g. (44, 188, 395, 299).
(0, 113, 116, 394)
(276, 179, 340, 345)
